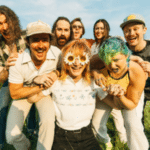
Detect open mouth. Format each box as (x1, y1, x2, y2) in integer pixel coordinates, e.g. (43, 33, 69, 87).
(128, 37, 137, 43)
(71, 66, 82, 70)
(111, 68, 119, 73)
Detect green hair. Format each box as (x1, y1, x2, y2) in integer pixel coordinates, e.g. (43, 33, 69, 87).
(98, 37, 132, 65)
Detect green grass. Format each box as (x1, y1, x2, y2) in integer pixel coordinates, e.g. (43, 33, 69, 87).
(3, 102, 150, 150)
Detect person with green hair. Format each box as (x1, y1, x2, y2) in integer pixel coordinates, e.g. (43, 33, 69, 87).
(99, 37, 131, 66)
(92, 37, 149, 150)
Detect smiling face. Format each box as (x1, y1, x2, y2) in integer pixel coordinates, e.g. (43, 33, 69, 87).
(94, 22, 105, 41)
(64, 50, 89, 81)
(0, 14, 9, 39)
(72, 21, 83, 40)
(55, 20, 70, 48)
(67, 55, 87, 80)
(29, 33, 50, 65)
(105, 53, 128, 78)
(123, 23, 147, 48)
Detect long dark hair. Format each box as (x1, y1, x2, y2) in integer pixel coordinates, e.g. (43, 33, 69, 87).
(93, 19, 110, 46)
(0, 5, 22, 44)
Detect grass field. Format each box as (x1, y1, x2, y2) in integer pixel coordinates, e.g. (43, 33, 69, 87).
(3, 102, 150, 150)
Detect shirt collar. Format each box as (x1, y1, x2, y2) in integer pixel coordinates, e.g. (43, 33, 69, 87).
(22, 46, 56, 64)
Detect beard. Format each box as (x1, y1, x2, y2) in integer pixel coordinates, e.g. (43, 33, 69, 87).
(57, 35, 69, 46)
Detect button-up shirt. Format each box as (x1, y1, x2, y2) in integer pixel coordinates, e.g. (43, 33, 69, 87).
(9, 46, 61, 86)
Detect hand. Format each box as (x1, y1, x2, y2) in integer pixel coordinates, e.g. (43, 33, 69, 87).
(107, 84, 125, 97)
(130, 55, 143, 64)
(92, 70, 107, 89)
(33, 71, 58, 88)
(5, 53, 18, 70)
(140, 61, 150, 73)
(18, 49, 24, 54)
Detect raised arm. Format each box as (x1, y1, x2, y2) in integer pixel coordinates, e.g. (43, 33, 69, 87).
(0, 53, 18, 84)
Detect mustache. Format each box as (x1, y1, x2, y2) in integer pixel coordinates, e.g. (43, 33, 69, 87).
(58, 35, 67, 40)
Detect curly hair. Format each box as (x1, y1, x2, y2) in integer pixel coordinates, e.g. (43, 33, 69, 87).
(93, 19, 110, 46)
(0, 5, 22, 44)
(98, 37, 132, 65)
(60, 39, 91, 84)
(70, 17, 85, 38)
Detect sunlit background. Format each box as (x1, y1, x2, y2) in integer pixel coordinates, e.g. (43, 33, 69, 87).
(1, 0, 150, 40)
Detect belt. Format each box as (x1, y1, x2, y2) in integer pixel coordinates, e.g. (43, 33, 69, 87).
(56, 123, 91, 134)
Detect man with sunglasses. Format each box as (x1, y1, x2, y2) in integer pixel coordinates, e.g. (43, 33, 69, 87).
(71, 18, 85, 40)
(70, 17, 95, 48)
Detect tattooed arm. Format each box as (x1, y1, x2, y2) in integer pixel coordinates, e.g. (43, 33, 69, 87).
(111, 61, 146, 110)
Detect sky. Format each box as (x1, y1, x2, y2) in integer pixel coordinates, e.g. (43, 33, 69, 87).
(1, 0, 150, 40)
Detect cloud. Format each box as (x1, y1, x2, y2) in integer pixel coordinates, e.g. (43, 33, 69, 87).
(1, 0, 150, 39)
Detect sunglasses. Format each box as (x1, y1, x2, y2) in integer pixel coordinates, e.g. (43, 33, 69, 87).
(64, 52, 89, 65)
(72, 25, 83, 29)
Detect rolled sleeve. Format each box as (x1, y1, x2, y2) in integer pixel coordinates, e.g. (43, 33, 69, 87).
(9, 65, 23, 84)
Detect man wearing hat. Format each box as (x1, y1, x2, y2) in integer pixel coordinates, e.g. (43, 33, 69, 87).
(120, 14, 150, 149)
(120, 14, 150, 127)
(6, 20, 61, 150)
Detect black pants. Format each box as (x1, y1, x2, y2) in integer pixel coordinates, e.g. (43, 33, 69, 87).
(52, 124, 102, 150)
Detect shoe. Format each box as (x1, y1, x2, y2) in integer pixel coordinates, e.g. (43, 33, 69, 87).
(106, 141, 113, 150)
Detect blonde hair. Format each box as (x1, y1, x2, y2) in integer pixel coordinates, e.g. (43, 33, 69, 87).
(60, 39, 91, 84)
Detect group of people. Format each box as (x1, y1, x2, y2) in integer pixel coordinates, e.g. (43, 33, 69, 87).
(0, 5, 150, 150)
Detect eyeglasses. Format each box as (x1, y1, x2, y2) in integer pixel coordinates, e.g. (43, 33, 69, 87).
(64, 52, 89, 65)
(72, 25, 83, 29)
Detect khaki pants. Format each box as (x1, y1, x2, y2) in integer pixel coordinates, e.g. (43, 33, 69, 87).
(6, 96, 55, 150)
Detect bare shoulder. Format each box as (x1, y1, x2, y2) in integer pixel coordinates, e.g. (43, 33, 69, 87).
(129, 61, 146, 83)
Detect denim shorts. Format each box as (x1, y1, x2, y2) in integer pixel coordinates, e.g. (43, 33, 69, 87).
(52, 123, 102, 150)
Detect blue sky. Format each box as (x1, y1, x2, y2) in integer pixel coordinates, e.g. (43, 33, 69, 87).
(1, 0, 150, 40)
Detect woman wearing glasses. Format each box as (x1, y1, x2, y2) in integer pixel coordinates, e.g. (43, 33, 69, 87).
(28, 39, 120, 150)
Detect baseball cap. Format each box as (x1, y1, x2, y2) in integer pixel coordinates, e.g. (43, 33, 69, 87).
(26, 20, 53, 37)
(120, 14, 145, 29)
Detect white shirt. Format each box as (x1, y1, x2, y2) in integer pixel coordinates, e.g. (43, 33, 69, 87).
(9, 45, 61, 86)
(91, 42, 100, 56)
(43, 76, 108, 130)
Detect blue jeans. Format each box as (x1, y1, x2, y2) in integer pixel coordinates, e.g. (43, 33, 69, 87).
(52, 123, 102, 150)
(0, 80, 36, 149)
(0, 81, 11, 149)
